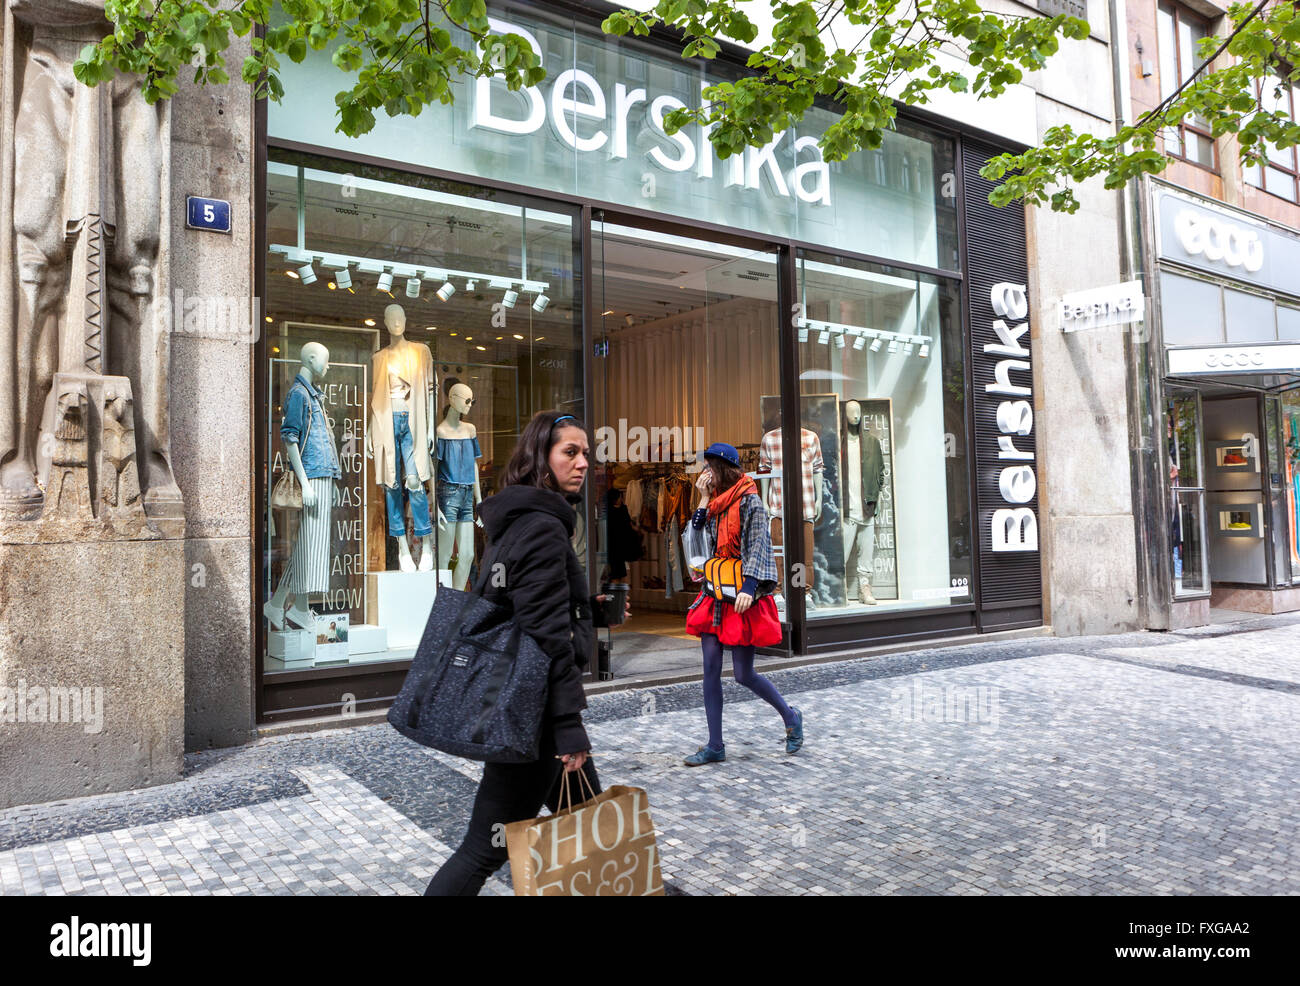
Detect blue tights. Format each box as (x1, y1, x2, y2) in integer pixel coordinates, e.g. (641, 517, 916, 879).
(701, 632, 795, 751)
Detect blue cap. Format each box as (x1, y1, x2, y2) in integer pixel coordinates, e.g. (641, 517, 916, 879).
(701, 442, 740, 467)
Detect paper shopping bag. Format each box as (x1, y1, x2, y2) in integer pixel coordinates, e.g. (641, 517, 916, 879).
(505, 780, 665, 896)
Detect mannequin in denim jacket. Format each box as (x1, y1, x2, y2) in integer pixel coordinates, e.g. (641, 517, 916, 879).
(265, 342, 332, 630)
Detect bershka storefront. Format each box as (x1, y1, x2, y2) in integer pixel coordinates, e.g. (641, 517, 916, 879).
(1149, 181, 1300, 627)
(253, 0, 1042, 721)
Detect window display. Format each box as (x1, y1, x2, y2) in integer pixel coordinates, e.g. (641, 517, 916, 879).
(262, 150, 581, 672)
(1167, 390, 1208, 595)
(795, 250, 969, 616)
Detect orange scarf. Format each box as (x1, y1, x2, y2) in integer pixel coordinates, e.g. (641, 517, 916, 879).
(707, 476, 757, 558)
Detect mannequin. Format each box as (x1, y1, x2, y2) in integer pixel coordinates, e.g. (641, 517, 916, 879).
(366, 304, 437, 573)
(757, 422, 822, 595)
(266, 342, 342, 630)
(843, 400, 885, 605)
(434, 382, 483, 590)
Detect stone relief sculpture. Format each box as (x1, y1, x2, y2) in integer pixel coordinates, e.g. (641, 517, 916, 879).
(0, 0, 181, 535)
(99, 378, 146, 533)
(42, 378, 91, 520)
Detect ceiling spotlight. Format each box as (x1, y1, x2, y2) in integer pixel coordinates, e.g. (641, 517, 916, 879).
(364, 318, 376, 327)
(852, 332, 867, 351)
(377, 271, 393, 293)
(466, 280, 477, 292)
(919, 343, 930, 358)
(869, 336, 883, 352)
(264, 315, 274, 324)
(513, 333, 524, 340)
(602, 310, 614, 317)
(834, 331, 846, 349)
(327, 281, 336, 291)
(502, 289, 518, 309)
(437, 281, 456, 302)
(476, 345, 486, 352)
(296, 262, 317, 285)
(285, 269, 300, 279)
(888, 339, 900, 354)
(903, 342, 914, 356)
(798, 324, 809, 343)
(406, 276, 421, 298)
(625, 315, 635, 327)
(817, 326, 831, 345)
(333, 267, 352, 291)
(532, 294, 550, 313)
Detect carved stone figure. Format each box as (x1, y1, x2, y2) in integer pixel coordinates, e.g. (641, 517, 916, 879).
(0, 0, 180, 530)
(99, 378, 145, 531)
(42, 377, 91, 519)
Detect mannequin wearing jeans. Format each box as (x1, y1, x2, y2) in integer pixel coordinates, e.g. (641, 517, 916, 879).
(366, 305, 436, 572)
(435, 383, 483, 589)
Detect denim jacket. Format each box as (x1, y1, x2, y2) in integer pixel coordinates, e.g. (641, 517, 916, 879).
(280, 373, 341, 480)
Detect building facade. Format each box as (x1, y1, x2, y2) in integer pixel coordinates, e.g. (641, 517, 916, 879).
(0, 0, 1137, 807)
(1122, 0, 1300, 629)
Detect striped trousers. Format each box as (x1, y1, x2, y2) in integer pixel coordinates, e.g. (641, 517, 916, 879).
(289, 477, 334, 595)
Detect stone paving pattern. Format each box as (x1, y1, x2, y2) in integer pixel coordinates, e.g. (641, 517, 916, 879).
(2, 611, 1298, 895)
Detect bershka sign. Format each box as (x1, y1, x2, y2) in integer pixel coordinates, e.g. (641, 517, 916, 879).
(473, 17, 832, 206)
(1058, 279, 1145, 332)
(983, 282, 1038, 553)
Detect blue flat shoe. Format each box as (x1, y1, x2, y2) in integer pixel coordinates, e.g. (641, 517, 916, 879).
(785, 707, 804, 754)
(683, 745, 725, 766)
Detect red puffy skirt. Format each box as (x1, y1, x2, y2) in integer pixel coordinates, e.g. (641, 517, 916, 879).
(684, 590, 783, 647)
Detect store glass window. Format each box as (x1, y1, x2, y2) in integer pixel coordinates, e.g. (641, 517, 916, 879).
(262, 150, 581, 671)
(795, 251, 969, 615)
(1167, 390, 1208, 596)
(1161, 271, 1223, 346)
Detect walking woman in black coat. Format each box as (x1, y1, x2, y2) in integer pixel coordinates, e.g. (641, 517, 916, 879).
(424, 410, 624, 896)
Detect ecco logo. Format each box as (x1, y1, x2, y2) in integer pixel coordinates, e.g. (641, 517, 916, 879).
(1204, 349, 1265, 368)
(1174, 209, 1264, 272)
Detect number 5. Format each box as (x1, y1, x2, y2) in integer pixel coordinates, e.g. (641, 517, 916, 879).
(203, 203, 215, 223)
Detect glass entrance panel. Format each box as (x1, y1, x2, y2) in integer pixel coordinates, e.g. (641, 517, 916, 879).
(795, 250, 968, 616)
(1283, 389, 1300, 584)
(1167, 390, 1209, 596)
(592, 220, 783, 676)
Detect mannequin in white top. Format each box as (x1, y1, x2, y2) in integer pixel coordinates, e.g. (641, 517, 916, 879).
(265, 342, 328, 631)
(434, 383, 484, 590)
(365, 305, 437, 572)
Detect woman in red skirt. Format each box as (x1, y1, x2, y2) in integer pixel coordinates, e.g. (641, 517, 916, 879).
(681, 442, 804, 765)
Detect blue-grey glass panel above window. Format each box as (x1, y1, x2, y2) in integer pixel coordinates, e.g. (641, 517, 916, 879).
(1278, 306, 1300, 340)
(1160, 271, 1223, 346)
(1223, 288, 1277, 343)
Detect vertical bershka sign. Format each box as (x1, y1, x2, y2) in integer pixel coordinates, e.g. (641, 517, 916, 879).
(963, 142, 1042, 629)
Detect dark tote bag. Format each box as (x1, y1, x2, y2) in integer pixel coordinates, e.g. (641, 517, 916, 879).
(388, 557, 551, 763)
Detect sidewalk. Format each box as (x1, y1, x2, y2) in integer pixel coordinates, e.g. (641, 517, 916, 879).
(2, 611, 1298, 895)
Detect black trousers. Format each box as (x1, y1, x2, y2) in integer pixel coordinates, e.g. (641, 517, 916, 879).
(424, 742, 602, 896)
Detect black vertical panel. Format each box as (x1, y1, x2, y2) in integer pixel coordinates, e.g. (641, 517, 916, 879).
(963, 143, 1043, 618)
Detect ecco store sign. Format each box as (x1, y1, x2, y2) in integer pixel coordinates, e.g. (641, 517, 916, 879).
(982, 282, 1039, 554)
(473, 17, 832, 205)
(1167, 342, 1300, 376)
(1173, 209, 1263, 272)
(1157, 186, 1300, 295)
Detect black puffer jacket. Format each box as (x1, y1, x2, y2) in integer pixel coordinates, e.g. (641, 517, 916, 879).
(476, 484, 600, 756)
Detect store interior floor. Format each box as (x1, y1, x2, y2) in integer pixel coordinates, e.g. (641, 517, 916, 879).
(602, 611, 701, 678)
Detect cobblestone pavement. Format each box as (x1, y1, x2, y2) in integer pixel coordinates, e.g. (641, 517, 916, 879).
(2, 612, 1299, 895)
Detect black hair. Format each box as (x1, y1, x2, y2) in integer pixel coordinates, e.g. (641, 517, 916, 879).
(501, 410, 589, 490)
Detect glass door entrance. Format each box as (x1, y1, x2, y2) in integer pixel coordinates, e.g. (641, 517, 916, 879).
(590, 218, 783, 679)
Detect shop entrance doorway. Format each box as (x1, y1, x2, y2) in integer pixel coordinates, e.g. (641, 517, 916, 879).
(1193, 390, 1300, 615)
(589, 217, 785, 680)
